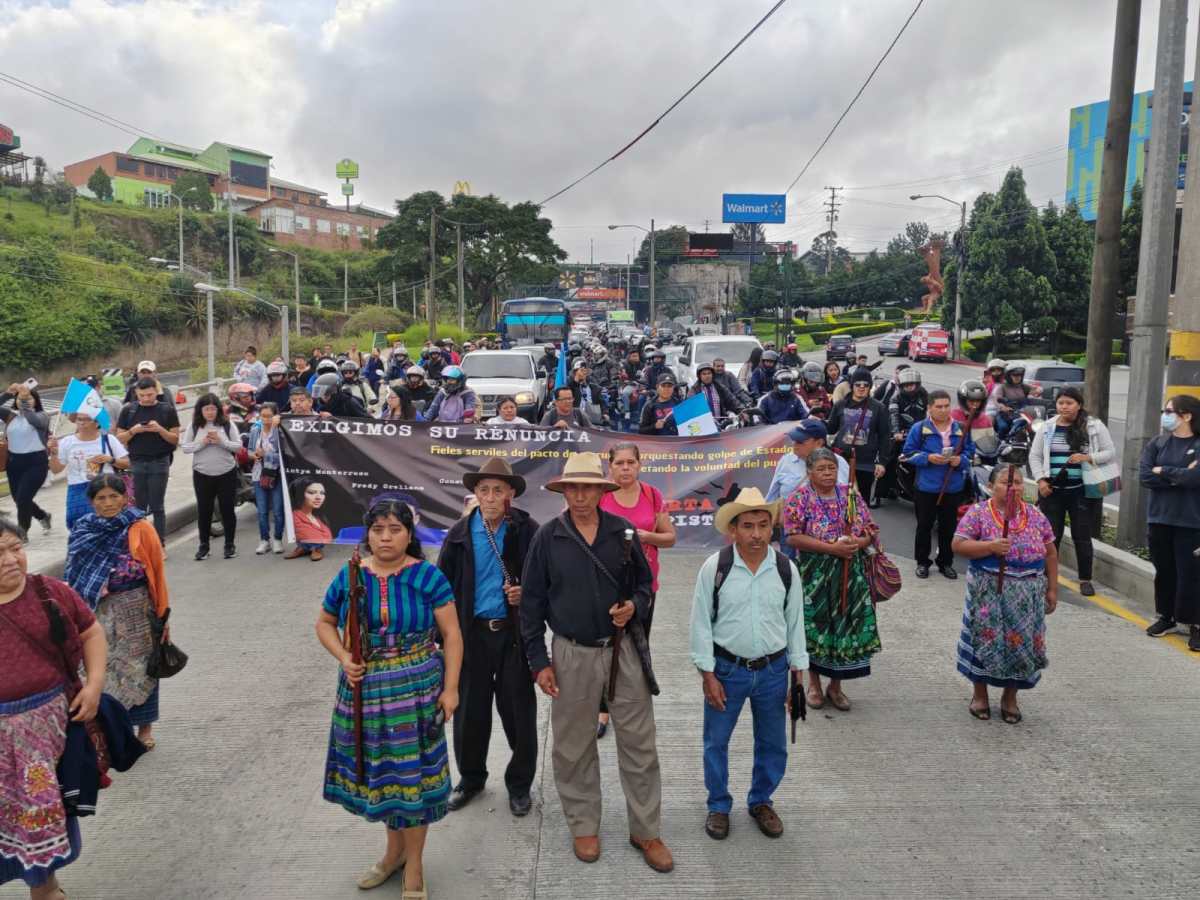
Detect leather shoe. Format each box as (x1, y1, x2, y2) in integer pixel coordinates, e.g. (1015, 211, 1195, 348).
(509, 793, 532, 817)
(447, 784, 483, 812)
(704, 811, 729, 840)
(573, 835, 600, 863)
(749, 803, 784, 838)
(284, 546, 308, 559)
(629, 836, 674, 873)
(915, 564, 930, 579)
(938, 564, 958, 580)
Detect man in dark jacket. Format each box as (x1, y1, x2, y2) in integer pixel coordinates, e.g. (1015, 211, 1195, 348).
(639, 373, 681, 435)
(827, 367, 893, 504)
(757, 370, 810, 425)
(255, 360, 293, 411)
(437, 458, 540, 817)
(688, 363, 742, 422)
(711, 358, 752, 408)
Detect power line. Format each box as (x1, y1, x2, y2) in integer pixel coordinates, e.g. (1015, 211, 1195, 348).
(783, 0, 924, 194)
(538, 0, 791, 206)
(0, 71, 171, 143)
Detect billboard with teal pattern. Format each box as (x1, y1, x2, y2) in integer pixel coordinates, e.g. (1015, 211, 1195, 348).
(1066, 81, 1191, 221)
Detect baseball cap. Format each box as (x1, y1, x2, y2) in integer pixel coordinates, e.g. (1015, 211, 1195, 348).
(850, 367, 873, 386)
(137, 360, 157, 373)
(656, 372, 677, 386)
(788, 418, 828, 443)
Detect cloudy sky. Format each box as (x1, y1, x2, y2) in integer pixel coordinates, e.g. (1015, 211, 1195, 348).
(1, 0, 1195, 262)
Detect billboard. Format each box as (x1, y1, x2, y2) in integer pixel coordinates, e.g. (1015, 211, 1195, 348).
(690, 233, 734, 251)
(721, 193, 786, 224)
(1066, 82, 1192, 222)
(574, 287, 626, 301)
(335, 158, 360, 179)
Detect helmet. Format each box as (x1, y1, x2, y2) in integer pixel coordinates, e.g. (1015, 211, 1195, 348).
(394, 348, 410, 360)
(1004, 362, 1026, 377)
(957, 379, 988, 407)
(649, 348, 665, 361)
(572, 359, 589, 372)
(986, 358, 1007, 371)
(898, 368, 922, 387)
(696, 362, 715, 378)
(543, 343, 555, 353)
(642, 344, 657, 356)
(802, 362, 823, 384)
(405, 365, 426, 381)
(441, 365, 465, 392)
(311, 372, 341, 400)
(315, 357, 338, 375)
(787, 343, 797, 352)
(593, 347, 607, 362)
(266, 360, 288, 377)
(339, 358, 360, 375)
(774, 370, 796, 388)
(228, 382, 255, 400)
(761, 350, 779, 365)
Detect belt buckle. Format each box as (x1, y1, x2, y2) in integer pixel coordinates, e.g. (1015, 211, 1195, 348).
(487, 619, 505, 632)
(747, 656, 767, 671)
(598, 636, 613, 648)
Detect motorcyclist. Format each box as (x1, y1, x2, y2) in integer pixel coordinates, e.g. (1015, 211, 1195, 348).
(779, 342, 802, 368)
(954, 378, 997, 462)
(688, 363, 742, 422)
(639, 372, 682, 435)
(306, 357, 339, 393)
(622, 347, 644, 382)
(757, 370, 811, 425)
(711, 358, 753, 408)
(873, 362, 912, 407)
(256, 360, 293, 410)
(339, 358, 377, 412)
(536, 343, 558, 375)
(748, 350, 780, 399)
(889, 368, 929, 440)
(227, 382, 258, 425)
(311, 372, 368, 418)
(424, 365, 477, 423)
(569, 359, 609, 425)
(386, 346, 412, 382)
(420, 346, 446, 382)
(590, 346, 622, 389)
(392, 366, 437, 420)
(983, 358, 1007, 393)
(797, 361, 831, 420)
(639, 347, 671, 392)
(988, 362, 1041, 438)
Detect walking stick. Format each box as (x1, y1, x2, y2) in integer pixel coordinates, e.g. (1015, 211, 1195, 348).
(840, 461, 857, 616)
(994, 465, 1017, 593)
(935, 407, 976, 506)
(607, 529, 635, 703)
(346, 550, 368, 785)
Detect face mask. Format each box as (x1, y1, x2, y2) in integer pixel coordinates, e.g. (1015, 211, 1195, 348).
(777, 383, 794, 394)
(1161, 412, 1179, 431)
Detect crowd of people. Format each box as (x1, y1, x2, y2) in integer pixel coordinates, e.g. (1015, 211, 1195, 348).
(3, 325, 1198, 898)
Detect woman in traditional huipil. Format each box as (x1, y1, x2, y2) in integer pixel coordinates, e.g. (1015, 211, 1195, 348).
(952, 463, 1058, 724)
(783, 447, 881, 713)
(316, 498, 463, 899)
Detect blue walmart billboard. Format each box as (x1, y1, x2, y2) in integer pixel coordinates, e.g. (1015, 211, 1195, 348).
(722, 193, 786, 224)
(1066, 81, 1191, 221)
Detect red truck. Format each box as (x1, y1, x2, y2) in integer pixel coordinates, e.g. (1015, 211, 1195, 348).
(907, 324, 950, 362)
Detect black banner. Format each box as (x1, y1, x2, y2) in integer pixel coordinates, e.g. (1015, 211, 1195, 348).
(279, 419, 794, 549)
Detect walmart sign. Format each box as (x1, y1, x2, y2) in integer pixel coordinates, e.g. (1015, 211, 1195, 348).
(722, 193, 786, 224)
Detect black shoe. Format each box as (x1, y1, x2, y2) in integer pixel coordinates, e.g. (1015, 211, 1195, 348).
(915, 565, 930, 579)
(596, 720, 608, 739)
(509, 793, 532, 817)
(1146, 616, 1177, 637)
(223, 545, 237, 559)
(938, 565, 958, 580)
(447, 784, 483, 812)
(40, 513, 52, 535)
(1190, 626, 1200, 653)
(194, 545, 211, 561)
(1078, 581, 1095, 596)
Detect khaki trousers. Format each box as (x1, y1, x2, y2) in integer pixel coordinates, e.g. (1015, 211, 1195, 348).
(550, 634, 662, 839)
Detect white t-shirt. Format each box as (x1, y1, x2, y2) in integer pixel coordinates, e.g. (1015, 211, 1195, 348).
(57, 433, 129, 486)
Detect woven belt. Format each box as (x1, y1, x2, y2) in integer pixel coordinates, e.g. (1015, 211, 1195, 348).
(714, 644, 786, 671)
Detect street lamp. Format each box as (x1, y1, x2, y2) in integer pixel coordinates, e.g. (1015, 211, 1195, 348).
(910, 194, 967, 359)
(269, 247, 302, 338)
(608, 219, 656, 327)
(229, 286, 290, 363)
(194, 282, 221, 386)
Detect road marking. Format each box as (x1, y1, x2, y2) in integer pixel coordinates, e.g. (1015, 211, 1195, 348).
(1058, 574, 1198, 659)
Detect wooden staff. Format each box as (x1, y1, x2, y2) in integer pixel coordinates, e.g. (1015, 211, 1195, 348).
(995, 465, 1017, 593)
(346, 549, 368, 785)
(840, 459, 857, 616)
(607, 529, 635, 703)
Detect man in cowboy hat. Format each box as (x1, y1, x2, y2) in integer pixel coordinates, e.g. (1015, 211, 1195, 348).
(689, 487, 806, 842)
(436, 458, 541, 817)
(520, 452, 672, 873)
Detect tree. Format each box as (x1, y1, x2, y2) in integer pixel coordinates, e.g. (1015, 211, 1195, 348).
(1041, 200, 1094, 348)
(87, 166, 113, 201)
(741, 254, 810, 316)
(730, 222, 766, 245)
(808, 233, 851, 277)
(1118, 179, 1142, 304)
(173, 171, 214, 211)
(29, 156, 46, 202)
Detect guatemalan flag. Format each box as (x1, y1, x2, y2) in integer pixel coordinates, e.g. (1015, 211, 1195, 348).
(671, 391, 719, 436)
(60, 377, 111, 430)
(553, 347, 568, 391)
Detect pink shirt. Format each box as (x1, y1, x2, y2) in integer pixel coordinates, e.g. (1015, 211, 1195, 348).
(600, 482, 665, 593)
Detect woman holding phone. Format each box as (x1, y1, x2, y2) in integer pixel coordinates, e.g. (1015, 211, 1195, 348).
(180, 392, 243, 561)
(0, 381, 53, 536)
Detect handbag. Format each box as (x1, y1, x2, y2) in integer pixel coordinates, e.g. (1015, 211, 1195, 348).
(258, 468, 279, 490)
(1081, 458, 1122, 499)
(101, 434, 136, 504)
(862, 531, 902, 604)
(147, 607, 188, 679)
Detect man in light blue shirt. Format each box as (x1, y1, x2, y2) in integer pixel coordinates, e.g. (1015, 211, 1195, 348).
(689, 487, 807, 842)
(765, 418, 849, 504)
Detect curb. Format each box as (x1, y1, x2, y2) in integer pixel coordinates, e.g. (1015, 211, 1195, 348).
(1056, 535, 1155, 612)
(36, 501, 200, 579)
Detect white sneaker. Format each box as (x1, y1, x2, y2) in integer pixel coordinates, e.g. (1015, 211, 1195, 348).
(255, 540, 270, 555)
(271, 538, 284, 554)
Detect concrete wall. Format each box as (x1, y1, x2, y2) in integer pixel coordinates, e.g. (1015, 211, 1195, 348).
(666, 261, 746, 319)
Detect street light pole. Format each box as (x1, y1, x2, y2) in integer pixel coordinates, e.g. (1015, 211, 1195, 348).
(195, 282, 220, 385)
(649, 217, 656, 329)
(269, 247, 302, 338)
(910, 194, 967, 358)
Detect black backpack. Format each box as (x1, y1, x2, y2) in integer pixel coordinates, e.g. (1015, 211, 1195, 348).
(710, 545, 793, 623)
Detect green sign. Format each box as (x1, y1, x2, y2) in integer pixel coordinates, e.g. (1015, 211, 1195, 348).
(102, 372, 125, 396)
(341, 183, 355, 197)
(336, 158, 360, 179)
(372, 331, 390, 349)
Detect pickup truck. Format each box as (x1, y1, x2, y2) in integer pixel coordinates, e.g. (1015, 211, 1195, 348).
(461, 350, 547, 422)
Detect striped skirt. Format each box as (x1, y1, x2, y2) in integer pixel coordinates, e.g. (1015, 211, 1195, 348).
(956, 566, 1048, 690)
(799, 551, 882, 680)
(0, 688, 82, 888)
(94, 585, 158, 722)
(322, 632, 450, 830)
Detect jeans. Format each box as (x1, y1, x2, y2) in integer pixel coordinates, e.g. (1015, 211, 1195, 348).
(132, 456, 171, 541)
(192, 468, 236, 550)
(702, 653, 789, 814)
(914, 489, 961, 569)
(1147, 523, 1200, 625)
(5, 449, 50, 532)
(1038, 488, 1096, 580)
(254, 481, 284, 541)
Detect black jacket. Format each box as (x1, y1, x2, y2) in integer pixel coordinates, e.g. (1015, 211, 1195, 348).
(437, 506, 539, 643)
(712, 370, 751, 407)
(688, 379, 741, 418)
(828, 397, 894, 470)
(317, 389, 368, 418)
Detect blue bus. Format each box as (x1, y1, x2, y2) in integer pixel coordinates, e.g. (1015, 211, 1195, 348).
(498, 297, 569, 346)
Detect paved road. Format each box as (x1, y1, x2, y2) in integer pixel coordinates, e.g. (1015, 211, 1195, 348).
(9, 510, 1196, 900)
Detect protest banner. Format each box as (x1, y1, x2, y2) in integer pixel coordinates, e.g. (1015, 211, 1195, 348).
(279, 419, 794, 549)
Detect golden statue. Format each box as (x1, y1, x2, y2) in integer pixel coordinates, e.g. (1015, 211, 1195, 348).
(917, 239, 945, 314)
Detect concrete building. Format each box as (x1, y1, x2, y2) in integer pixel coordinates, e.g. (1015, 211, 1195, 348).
(248, 193, 393, 251)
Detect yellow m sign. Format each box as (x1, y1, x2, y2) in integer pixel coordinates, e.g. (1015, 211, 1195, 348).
(452, 181, 471, 197)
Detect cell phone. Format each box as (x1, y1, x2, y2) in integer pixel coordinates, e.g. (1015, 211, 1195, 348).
(22, 378, 38, 391)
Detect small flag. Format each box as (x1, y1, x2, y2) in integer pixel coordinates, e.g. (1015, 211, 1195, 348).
(671, 392, 719, 436)
(60, 377, 111, 430)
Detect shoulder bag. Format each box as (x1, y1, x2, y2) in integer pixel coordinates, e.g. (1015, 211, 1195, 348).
(101, 433, 136, 504)
(862, 531, 902, 604)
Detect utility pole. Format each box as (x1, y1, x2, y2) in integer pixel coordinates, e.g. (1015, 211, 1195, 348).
(823, 186, 842, 275)
(226, 169, 235, 289)
(649, 217, 656, 328)
(412, 285, 417, 318)
(1119, 0, 1187, 546)
(377, 282, 382, 306)
(953, 200, 966, 359)
(457, 223, 465, 331)
(343, 260, 348, 313)
(234, 236, 241, 287)
(427, 208, 437, 339)
(291, 253, 300, 336)
(1084, 0, 1141, 423)
(391, 280, 397, 310)
(590, 238, 594, 266)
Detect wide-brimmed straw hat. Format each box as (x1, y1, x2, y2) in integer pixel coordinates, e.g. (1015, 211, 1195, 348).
(462, 457, 526, 497)
(714, 486, 781, 536)
(545, 452, 619, 494)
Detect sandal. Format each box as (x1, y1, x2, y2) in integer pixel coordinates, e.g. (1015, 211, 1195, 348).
(401, 879, 428, 900)
(968, 704, 990, 721)
(805, 685, 825, 709)
(139, 736, 157, 751)
(1000, 707, 1022, 725)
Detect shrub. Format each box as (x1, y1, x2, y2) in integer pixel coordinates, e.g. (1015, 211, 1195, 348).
(343, 306, 413, 335)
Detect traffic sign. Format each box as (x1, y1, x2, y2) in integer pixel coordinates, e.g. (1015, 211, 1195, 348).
(336, 158, 360, 179)
(721, 193, 786, 224)
(341, 183, 355, 197)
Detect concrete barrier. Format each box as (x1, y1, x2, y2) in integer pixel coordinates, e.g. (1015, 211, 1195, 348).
(1057, 534, 1156, 614)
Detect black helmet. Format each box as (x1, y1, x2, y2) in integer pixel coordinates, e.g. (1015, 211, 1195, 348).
(761, 350, 779, 364)
(958, 379, 988, 407)
(544, 343, 555, 353)
(311, 372, 341, 400)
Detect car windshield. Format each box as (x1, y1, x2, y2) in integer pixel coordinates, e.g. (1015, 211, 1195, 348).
(829, 336, 852, 345)
(462, 355, 533, 379)
(694, 340, 759, 365)
(1033, 366, 1084, 381)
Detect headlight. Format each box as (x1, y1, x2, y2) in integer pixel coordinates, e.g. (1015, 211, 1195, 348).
(515, 392, 534, 404)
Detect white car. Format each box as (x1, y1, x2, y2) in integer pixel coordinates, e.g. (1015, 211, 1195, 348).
(461, 350, 546, 421)
(677, 335, 763, 388)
